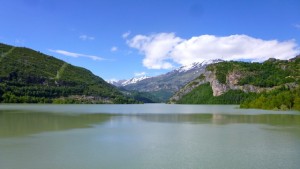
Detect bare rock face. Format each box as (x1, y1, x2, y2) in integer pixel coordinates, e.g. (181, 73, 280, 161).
(227, 71, 241, 86)
(208, 71, 268, 96)
(169, 75, 207, 103)
(204, 70, 228, 96)
(211, 80, 228, 96)
(170, 69, 278, 102)
(170, 56, 300, 103)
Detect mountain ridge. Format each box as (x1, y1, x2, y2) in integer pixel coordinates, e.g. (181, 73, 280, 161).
(170, 56, 300, 110)
(0, 43, 136, 104)
(108, 76, 150, 86)
(112, 59, 223, 102)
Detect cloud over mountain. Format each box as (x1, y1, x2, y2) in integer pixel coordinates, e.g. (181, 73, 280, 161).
(127, 33, 183, 69)
(127, 33, 299, 69)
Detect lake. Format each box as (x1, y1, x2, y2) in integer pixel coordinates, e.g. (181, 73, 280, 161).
(0, 104, 300, 169)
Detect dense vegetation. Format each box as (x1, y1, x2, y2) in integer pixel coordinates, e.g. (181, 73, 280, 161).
(177, 83, 256, 104)
(0, 43, 136, 104)
(122, 90, 160, 103)
(240, 86, 300, 110)
(207, 57, 300, 87)
(177, 83, 300, 111)
(120, 89, 173, 103)
(177, 56, 300, 111)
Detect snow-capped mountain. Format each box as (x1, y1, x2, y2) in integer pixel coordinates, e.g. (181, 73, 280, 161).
(109, 59, 223, 88)
(106, 79, 126, 86)
(121, 76, 150, 86)
(109, 59, 223, 102)
(176, 59, 223, 73)
(108, 76, 150, 87)
(122, 59, 223, 93)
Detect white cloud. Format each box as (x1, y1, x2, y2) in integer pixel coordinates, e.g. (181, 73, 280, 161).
(49, 49, 104, 61)
(128, 33, 183, 69)
(134, 72, 146, 77)
(171, 34, 299, 64)
(122, 31, 131, 39)
(79, 35, 95, 41)
(127, 33, 299, 69)
(111, 46, 118, 52)
(294, 24, 300, 29)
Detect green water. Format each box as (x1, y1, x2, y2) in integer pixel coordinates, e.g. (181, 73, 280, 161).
(0, 104, 299, 169)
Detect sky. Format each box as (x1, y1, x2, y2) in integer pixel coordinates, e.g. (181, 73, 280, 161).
(0, 0, 300, 81)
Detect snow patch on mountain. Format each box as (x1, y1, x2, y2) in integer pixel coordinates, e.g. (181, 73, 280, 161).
(108, 76, 150, 86)
(108, 59, 223, 87)
(176, 59, 223, 73)
(121, 76, 150, 86)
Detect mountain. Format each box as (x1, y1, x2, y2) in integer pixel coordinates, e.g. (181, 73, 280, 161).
(107, 79, 126, 86)
(170, 57, 300, 110)
(0, 43, 136, 104)
(109, 76, 150, 86)
(116, 59, 223, 102)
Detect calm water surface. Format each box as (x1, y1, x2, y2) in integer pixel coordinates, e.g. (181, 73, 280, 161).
(0, 104, 300, 169)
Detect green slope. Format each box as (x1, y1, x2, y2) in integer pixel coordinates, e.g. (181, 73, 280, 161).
(0, 43, 136, 104)
(207, 57, 300, 87)
(177, 83, 254, 104)
(174, 56, 300, 110)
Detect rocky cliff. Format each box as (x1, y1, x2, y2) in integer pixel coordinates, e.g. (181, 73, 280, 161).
(170, 57, 300, 104)
(116, 59, 223, 102)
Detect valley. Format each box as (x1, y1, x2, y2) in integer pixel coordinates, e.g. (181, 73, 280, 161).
(1, 42, 299, 110)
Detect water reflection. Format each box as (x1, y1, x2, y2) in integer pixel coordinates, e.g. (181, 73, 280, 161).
(0, 110, 112, 138)
(1, 109, 300, 169)
(1, 110, 300, 138)
(135, 113, 300, 126)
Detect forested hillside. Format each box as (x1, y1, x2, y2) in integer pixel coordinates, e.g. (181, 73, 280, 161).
(208, 57, 300, 87)
(172, 56, 300, 110)
(0, 43, 136, 103)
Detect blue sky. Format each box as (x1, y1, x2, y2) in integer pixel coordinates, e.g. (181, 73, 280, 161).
(0, 0, 300, 81)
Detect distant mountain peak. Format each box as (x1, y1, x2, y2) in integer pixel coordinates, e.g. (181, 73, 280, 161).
(108, 58, 225, 102)
(176, 62, 201, 73)
(108, 76, 150, 87)
(201, 59, 224, 65)
(175, 59, 224, 73)
(121, 76, 150, 86)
